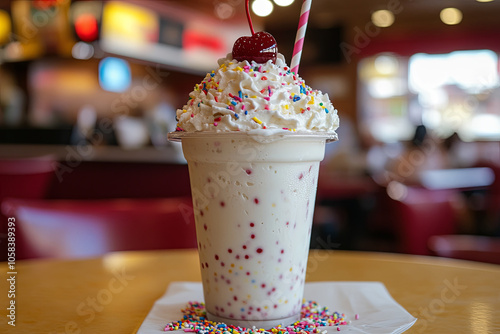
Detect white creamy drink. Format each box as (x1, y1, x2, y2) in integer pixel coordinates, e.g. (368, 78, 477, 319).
(169, 52, 339, 328)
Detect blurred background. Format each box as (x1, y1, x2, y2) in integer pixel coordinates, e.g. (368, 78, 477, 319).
(0, 0, 499, 262)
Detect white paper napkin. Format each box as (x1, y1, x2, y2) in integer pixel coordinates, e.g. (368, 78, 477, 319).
(137, 281, 417, 334)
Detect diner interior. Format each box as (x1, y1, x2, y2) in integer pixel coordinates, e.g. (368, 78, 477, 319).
(1, 0, 500, 264)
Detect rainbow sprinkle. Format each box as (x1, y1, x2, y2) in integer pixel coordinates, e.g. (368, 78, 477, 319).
(252, 117, 263, 125)
(164, 301, 352, 334)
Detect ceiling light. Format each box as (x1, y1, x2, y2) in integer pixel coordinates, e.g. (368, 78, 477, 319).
(440, 8, 462, 25)
(274, 0, 295, 6)
(387, 181, 408, 201)
(371, 10, 395, 28)
(252, 0, 274, 17)
(476, 0, 494, 2)
(215, 2, 235, 20)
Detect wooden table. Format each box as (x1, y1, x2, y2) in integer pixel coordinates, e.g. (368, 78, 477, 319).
(1, 250, 499, 333)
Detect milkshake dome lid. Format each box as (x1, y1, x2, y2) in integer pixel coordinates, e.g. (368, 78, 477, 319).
(174, 53, 339, 136)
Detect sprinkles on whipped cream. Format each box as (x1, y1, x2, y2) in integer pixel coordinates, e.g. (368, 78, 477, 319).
(175, 61, 327, 133)
(164, 301, 355, 333)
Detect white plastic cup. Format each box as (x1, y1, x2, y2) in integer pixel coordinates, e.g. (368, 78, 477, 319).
(169, 131, 336, 328)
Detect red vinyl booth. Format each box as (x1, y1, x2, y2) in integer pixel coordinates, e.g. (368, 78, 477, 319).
(1, 197, 197, 260)
(428, 235, 500, 265)
(368, 182, 458, 255)
(392, 186, 458, 255)
(0, 156, 57, 261)
(0, 156, 56, 200)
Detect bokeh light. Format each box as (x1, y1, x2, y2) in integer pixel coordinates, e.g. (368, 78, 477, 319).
(274, 0, 295, 6)
(0, 9, 11, 45)
(214, 2, 235, 20)
(75, 13, 99, 42)
(371, 10, 395, 28)
(98, 57, 131, 92)
(72, 42, 95, 60)
(440, 8, 463, 25)
(252, 0, 274, 17)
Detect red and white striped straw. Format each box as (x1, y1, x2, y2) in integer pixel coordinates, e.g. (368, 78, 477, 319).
(290, 0, 312, 74)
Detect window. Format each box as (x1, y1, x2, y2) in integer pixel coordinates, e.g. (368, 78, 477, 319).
(358, 50, 500, 142)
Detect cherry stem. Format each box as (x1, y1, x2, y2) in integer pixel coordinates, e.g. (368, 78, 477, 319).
(245, 0, 255, 35)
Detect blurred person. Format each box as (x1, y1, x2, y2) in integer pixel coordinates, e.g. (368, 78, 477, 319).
(0, 66, 26, 126)
(372, 126, 475, 236)
(383, 125, 450, 186)
(443, 132, 466, 167)
(361, 122, 404, 186)
(70, 104, 97, 145)
(443, 132, 494, 168)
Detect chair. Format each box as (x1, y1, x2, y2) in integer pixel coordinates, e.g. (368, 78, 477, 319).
(396, 184, 459, 255)
(1, 197, 197, 260)
(371, 182, 458, 255)
(428, 235, 500, 265)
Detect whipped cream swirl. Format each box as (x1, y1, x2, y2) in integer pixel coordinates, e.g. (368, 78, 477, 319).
(175, 53, 339, 134)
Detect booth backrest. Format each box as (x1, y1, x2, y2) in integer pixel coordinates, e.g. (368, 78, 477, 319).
(2, 197, 197, 260)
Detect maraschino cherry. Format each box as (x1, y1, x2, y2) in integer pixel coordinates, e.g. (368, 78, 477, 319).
(232, 0, 277, 64)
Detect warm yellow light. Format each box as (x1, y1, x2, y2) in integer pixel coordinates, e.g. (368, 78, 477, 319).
(440, 8, 463, 25)
(371, 10, 395, 28)
(252, 0, 274, 17)
(0, 9, 11, 45)
(274, 0, 295, 6)
(102, 1, 159, 43)
(476, 0, 494, 2)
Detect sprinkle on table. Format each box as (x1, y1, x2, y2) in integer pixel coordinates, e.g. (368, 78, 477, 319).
(164, 301, 352, 334)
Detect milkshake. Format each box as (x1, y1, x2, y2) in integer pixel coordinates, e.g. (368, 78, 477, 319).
(168, 16, 339, 328)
